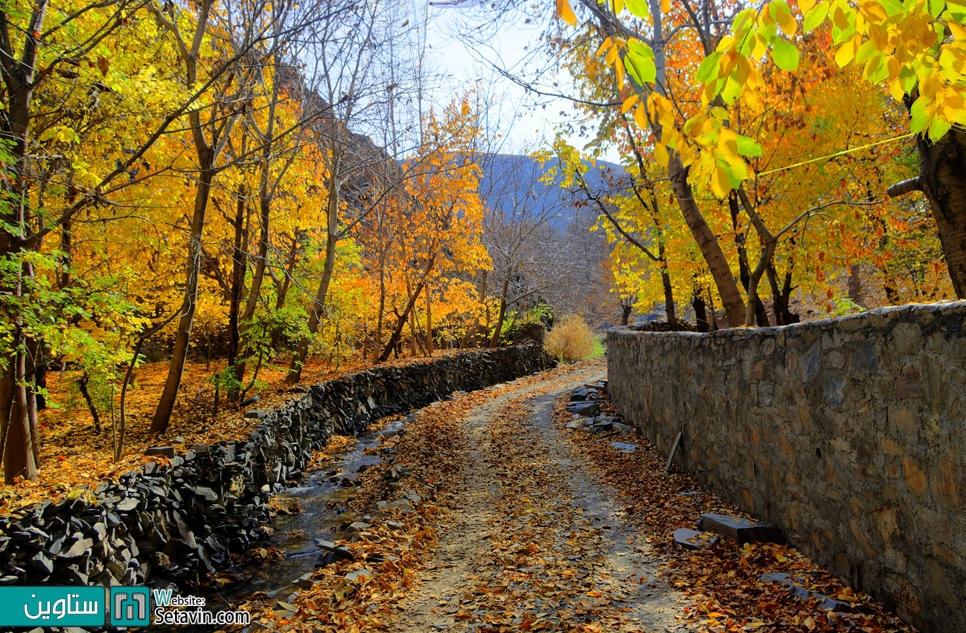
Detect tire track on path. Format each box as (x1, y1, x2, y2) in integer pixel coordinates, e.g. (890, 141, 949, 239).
(391, 364, 689, 633)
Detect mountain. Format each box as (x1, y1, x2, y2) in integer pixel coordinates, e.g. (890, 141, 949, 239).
(478, 153, 626, 231)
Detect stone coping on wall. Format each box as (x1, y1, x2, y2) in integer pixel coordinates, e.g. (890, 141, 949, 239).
(0, 345, 555, 597)
(606, 301, 966, 633)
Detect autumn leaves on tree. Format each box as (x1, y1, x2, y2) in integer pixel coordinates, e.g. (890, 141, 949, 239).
(551, 0, 963, 328)
(2, 0, 965, 486)
(0, 0, 494, 483)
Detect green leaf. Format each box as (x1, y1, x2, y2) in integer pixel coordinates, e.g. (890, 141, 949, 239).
(624, 0, 649, 18)
(716, 158, 742, 188)
(879, 0, 903, 15)
(928, 116, 951, 141)
(625, 49, 657, 85)
(736, 135, 764, 157)
(732, 8, 756, 35)
(696, 52, 722, 82)
(804, 2, 829, 32)
(757, 22, 778, 46)
(721, 76, 743, 104)
(855, 39, 877, 63)
(909, 98, 929, 133)
(627, 38, 654, 58)
(771, 38, 800, 71)
(626, 40, 657, 84)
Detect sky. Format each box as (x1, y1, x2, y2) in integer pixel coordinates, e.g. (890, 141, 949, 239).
(418, 2, 623, 163)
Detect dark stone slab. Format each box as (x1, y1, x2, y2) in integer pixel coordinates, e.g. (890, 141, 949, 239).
(567, 401, 600, 417)
(673, 528, 719, 550)
(760, 572, 851, 611)
(145, 446, 175, 458)
(58, 537, 93, 558)
(610, 442, 637, 453)
(696, 513, 782, 544)
(116, 498, 139, 512)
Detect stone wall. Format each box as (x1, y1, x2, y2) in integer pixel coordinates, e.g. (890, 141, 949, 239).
(0, 345, 554, 594)
(607, 303, 966, 633)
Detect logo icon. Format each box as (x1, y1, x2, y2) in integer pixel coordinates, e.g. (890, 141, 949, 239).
(110, 587, 150, 627)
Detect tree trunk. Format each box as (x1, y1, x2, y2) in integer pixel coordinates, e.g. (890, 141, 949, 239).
(658, 241, 677, 327)
(375, 250, 386, 358)
(729, 194, 769, 326)
(489, 271, 511, 348)
(766, 262, 799, 325)
(151, 153, 215, 434)
(2, 349, 37, 482)
(408, 280, 420, 356)
(379, 279, 428, 362)
(692, 294, 709, 332)
(745, 239, 777, 327)
(847, 262, 865, 308)
(226, 186, 248, 400)
(914, 128, 966, 298)
(275, 233, 300, 310)
(287, 168, 340, 384)
(668, 154, 745, 326)
(78, 373, 101, 432)
(0, 1, 48, 482)
(424, 284, 433, 356)
(234, 180, 271, 390)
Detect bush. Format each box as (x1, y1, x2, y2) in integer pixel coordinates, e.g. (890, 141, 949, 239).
(544, 315, 598, 362)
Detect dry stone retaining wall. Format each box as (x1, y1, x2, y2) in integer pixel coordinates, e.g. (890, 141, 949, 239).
(0, 345, 554, 596)
(607, 303, 966, 633)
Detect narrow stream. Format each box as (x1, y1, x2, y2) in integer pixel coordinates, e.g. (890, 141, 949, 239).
(187, 414, 411, 623)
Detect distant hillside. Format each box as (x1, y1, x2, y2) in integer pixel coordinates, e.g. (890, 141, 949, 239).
(479, 154, 626, 230)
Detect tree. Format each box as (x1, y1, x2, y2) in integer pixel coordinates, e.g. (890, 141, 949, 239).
(556, 0, 966, 298)
(477, 152, 573, 346)
(377, 97, 490, 362)
(285, 0, 414, 382)
(147, 0, 291, 433)
(0, 0, 194, 481)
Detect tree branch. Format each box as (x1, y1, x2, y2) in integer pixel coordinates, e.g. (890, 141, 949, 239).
(887, 177, 921, 198)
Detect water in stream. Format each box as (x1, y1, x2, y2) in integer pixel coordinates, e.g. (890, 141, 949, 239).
(188, 414, 410, 623)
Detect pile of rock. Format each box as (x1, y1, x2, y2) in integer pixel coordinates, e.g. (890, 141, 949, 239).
(0, 345, 555, 593)
(564, 381, 636, 437)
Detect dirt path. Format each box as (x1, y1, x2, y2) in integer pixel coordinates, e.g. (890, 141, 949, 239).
(389, 366, 689, 633)
(262, 361, 916, 633)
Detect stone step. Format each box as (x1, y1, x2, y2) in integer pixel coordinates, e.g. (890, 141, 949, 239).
(696, 513, 782, 544)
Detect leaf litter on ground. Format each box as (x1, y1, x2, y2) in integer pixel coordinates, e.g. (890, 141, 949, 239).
(551, 393, 918, 633)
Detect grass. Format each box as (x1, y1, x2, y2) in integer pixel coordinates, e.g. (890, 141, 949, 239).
(545, 315, 601, 362)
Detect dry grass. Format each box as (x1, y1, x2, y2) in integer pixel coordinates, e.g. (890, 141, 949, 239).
(544, 315, 597, 362)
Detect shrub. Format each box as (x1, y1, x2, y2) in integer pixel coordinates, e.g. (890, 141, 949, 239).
(545, 315, 598, 361)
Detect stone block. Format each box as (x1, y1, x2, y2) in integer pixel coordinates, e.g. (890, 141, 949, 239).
(567, 401, 600, 417)
(145, 446, 175, 458)
(696, 513, 782, 544)
(887, 407, 917, 435)
(896, 366, 922, 399)
(892, 323, 922, 355)
(760, 573, 850, 611)
(673, 528, 719, 550)
(902, 457, 928, 495)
